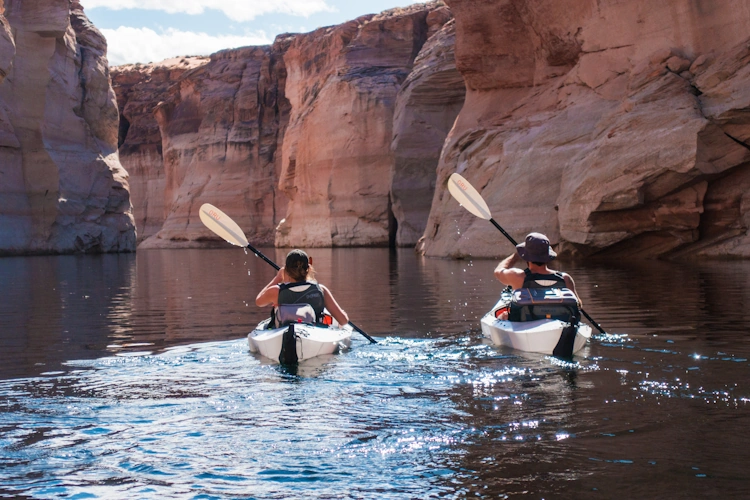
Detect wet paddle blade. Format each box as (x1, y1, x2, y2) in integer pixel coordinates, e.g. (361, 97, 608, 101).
(447, 173, 492, 220)
(199, 203, 249, 247)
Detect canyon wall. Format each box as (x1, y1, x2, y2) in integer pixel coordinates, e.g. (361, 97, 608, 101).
(0, 0, 135, 255)
(111, 56, 209, 244)
(276, 3, 452, 247)
(105, 0, 750, 259)
(114, 39, 293, 248)
(390, 13, 464, 247)
(419, 0, 750, 260)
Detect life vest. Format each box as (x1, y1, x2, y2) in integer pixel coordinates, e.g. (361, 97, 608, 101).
(522, 268, 567, 288)
(509, 269, 579, 322)
(276, 281, 325, 325)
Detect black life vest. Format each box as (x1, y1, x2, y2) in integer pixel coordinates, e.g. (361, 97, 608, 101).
(277, 281, 325, 323)
(509, 269, 579, 322)
(522, 268, 567, 288)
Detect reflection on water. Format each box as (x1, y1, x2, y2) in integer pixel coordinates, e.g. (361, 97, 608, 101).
(1, 249, 750, 498)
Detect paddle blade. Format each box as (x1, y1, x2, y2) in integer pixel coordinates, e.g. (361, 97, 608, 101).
(447, 173, 492, 220)
(199, 203, 249, 247)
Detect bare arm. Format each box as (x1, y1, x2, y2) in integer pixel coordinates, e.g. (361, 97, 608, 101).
(255, 267, 286, 307)
(320, 284, 349, 326)
(493, 253, 526, 289)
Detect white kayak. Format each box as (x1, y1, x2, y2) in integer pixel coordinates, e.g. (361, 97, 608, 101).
(480, 295, 592, 355)
(248, 318, 353, 363)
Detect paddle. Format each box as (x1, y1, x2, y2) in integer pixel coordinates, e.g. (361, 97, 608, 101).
(198, 203, 377, 344)
(447, 172, 607, 336)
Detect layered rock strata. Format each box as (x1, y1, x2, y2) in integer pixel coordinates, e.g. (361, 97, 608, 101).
(419, 0, 750, 260)
(0, 0, 135, 255)
(115, 39, 293, 248)
(111, 56, 209, 244)
(276, 3, 452, 247)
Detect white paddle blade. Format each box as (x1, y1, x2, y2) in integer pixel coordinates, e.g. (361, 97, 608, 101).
(199, 203, 249, 247)
(447, 173, 492, 220)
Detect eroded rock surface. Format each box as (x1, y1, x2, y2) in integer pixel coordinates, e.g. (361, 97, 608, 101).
(112, 56, 209, 244)
(276, 3, 452, 247)
(420, 0, 750, 260)
(391, 13, 464, 247)
(0, 0, 135, 255)
(114, 39, 292, 248)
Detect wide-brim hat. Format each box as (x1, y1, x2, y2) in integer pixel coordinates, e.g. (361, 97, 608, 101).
(516, 232, 556, 263)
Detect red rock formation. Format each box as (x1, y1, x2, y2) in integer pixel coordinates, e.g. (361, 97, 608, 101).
(112, 56, 209, 244)
(113, 39, 292, 248)
(391, 12, 465, 247)
(419, 0, 750, 260)
(0, 0, 135, 255)
(276, 3, 452, 247)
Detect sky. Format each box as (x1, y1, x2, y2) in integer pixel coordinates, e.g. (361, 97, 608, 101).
(80, 0, 430, 66)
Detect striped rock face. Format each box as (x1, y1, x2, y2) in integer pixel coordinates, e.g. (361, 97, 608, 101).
(0, 0, 135, 255)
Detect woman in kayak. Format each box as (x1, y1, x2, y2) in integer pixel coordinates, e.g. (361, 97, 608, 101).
(255, 249, 349, 327)
(493, 232, 582, 319)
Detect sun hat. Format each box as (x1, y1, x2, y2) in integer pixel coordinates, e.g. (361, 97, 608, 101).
(516, 232, 557, 263)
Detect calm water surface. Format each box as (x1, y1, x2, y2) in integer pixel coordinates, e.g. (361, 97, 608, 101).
(1, 248, 749, 499)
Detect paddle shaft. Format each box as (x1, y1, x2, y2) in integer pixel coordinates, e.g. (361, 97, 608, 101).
(248, 243, 281, 271)
(247, 244, 377, 344)
(488, 219, 607, 335)
(490, 218, 518, 246)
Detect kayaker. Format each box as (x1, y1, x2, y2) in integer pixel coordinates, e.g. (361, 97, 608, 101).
(493, 232, 582, 320)
(255, 249, 349, 327)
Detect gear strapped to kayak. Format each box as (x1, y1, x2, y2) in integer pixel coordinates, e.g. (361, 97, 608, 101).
(508, 286, 580, 323)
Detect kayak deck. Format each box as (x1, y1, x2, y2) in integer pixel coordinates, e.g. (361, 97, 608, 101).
(248, 318, 353, 363)
(481, 297, 591, 355)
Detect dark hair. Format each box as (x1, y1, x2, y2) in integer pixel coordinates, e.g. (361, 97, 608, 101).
(531, 262, 546, 266)
(285, 249, 316, 282)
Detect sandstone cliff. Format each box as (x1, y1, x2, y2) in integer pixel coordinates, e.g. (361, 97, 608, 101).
(276, 3, 453, 247)
(112, 56, 209, 244)
(0, 0, 135, 255)
(419, 0, 750, 260)
(114, 39, 292, 248)
(391, 12, 464, 247)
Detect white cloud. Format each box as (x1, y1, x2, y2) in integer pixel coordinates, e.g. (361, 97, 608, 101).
(82, 0, 334, 22)
(102, 26, 271, 65)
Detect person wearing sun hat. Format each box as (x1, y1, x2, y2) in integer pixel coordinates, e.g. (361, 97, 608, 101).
(493, 232, 582, 319)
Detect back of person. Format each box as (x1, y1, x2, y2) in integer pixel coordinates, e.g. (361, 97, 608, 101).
(509, 267, 579, 322)
(256, 248, 350, 329)
(276, 281, 325, 326)
(494, 232, 582, 324)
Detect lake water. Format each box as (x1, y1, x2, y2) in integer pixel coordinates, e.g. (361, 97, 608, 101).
(1, 248, 749, 499)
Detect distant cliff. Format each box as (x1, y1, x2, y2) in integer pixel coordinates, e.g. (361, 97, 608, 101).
(114, 3, 455, 249)
(0, 0, 135, 255)
(113, 39, 292, 248)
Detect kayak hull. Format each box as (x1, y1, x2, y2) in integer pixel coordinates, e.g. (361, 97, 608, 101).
(248, 318, 352, 363)
(481, 298, 591, 355)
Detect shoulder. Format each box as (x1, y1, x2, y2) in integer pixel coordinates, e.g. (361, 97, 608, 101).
(496, 267, 526, 287)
